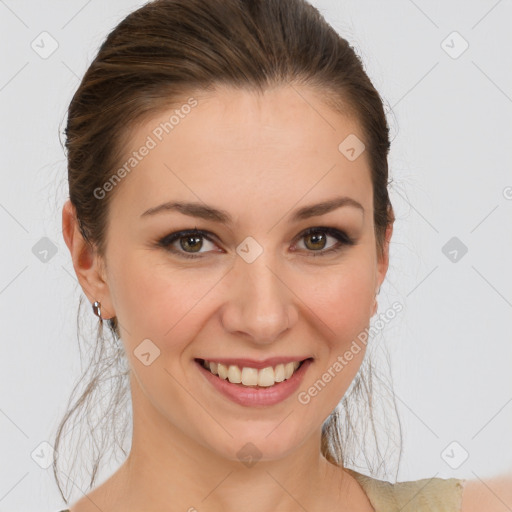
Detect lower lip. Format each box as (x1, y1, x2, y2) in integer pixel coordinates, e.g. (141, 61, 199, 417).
(195, 358, 313, 407)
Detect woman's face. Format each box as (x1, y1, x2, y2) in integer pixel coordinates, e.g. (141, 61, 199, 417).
(83, 84, 390, 462)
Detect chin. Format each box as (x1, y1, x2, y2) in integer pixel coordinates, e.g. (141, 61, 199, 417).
(200, 422, 308, 465)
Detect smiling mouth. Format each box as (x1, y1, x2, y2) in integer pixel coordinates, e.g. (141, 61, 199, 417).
(195, 358, 311, 388)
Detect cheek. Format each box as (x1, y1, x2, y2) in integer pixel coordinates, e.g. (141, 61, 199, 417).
(296, 277, 374, 414)
(296, 257, 375, 400)
(108, 251, 221, 347)
(303, 259, 375, 340)
(109, 241, 376, 358)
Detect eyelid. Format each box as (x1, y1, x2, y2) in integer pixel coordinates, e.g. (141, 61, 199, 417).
(158, 228, 215, 246)
(291, 226, 355, 256)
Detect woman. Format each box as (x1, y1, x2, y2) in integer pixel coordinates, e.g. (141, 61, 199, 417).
(55, 0, 511, 510)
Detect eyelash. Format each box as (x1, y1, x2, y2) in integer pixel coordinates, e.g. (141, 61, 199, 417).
(157, 226, 355, 260)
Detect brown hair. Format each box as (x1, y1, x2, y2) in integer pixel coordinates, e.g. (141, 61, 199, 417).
(54, 0, 401, 503)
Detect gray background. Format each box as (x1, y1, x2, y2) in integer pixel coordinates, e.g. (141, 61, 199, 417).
(0, 0, 511, 510)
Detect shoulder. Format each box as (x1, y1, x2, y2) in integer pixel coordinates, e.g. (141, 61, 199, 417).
(460, 473, 512, 512)
(346, 468, 465, 511)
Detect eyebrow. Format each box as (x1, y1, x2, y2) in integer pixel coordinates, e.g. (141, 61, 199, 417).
(140, 196, 364, 224)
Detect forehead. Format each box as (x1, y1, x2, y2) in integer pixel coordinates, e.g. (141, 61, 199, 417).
(112, 84, 373, 223)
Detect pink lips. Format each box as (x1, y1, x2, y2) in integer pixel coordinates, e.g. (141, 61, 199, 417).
(195, 357, 313, 407)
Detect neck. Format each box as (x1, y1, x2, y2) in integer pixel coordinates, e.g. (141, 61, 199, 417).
(92, 376, 357, 512)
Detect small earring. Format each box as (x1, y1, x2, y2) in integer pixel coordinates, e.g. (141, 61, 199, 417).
(92, 300, 102, 319)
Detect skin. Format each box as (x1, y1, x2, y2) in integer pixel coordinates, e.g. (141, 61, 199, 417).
(62, 84, 393, 512)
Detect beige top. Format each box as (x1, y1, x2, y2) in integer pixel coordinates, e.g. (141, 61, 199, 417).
(346, 468, 466, 512)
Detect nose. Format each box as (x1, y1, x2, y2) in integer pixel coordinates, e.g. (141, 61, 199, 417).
(220, 252, 299, 345)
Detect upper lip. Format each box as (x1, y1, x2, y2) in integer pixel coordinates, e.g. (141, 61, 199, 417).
(196, 356, 312, 369)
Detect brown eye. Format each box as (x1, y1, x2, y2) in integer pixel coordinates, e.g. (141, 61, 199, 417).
(179, 234, 204, 253)
(303, 231, 328, 251)
(158, 229, 219, 259)
(295, 227, 355, 257)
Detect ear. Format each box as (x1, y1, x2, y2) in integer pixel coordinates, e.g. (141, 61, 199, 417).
(372, 221, 393, 316)
(61, 199, 115, 319)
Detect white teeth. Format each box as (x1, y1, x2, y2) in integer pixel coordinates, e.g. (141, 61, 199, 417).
(227, 365, 242, 383)
(241, 367, 258, 386)
(274, 363, 285, 382)
(218, 362, 228, 379)
(201, 359, 304, 387)
(257, 367, 275, 387)
(284, 362, 295, 379)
